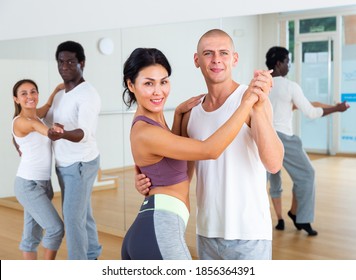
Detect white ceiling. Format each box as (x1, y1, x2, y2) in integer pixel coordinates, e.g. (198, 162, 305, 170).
(1, 0, 355, 41)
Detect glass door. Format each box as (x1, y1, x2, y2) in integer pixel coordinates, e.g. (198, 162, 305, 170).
(295, 37, 334, 153)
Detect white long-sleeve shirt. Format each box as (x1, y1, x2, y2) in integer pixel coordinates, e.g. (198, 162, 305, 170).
(44, 81, 101, 167)
(269, 76, 323, 136)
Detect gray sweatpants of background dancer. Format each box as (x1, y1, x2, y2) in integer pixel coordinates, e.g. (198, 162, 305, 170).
(269, 131, 315, 224)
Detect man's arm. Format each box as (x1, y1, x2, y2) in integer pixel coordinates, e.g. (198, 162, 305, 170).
(249, 71, 284, 174)
(294, 101, 350, 117)
(321, 101, 350, 116)
(250, 99, 284, 174)
(134, 165, 151, 196)
(310, 101, 333, 108)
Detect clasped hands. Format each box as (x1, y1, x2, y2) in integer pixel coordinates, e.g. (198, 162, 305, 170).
(48, 123, 64, 141)
(244, 69, 273, 107)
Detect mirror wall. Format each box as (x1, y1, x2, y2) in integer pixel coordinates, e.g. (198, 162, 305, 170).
(1, 6, 355, 251)
(0, 13, 279, 235)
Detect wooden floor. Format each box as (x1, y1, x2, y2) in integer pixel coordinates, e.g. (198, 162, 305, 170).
(1, 154, 356, 260)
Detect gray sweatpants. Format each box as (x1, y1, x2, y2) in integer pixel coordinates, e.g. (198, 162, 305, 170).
(268, 132, 316, 223)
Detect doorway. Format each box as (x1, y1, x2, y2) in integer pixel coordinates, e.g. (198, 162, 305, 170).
(294, 37, 335, 154)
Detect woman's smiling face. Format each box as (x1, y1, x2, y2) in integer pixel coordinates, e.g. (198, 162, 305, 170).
(128, 64, 170, 113)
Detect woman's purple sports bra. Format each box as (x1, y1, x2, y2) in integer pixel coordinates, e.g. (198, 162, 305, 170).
(132, 115, 188, 189)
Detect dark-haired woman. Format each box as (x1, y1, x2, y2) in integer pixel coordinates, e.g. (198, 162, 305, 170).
(120, 47, 273, 260)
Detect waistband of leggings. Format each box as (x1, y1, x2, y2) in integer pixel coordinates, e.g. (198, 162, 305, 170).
(139, 194, 189, 226)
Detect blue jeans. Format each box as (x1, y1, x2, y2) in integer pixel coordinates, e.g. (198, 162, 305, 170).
(197, 235, 272, 260)
(14, 177, 64, 252)
(56, 156, 102, 260)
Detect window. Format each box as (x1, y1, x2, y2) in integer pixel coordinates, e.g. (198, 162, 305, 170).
(299, 17, 336, 34)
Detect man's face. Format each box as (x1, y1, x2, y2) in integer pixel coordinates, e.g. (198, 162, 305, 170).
(194, 34, 238, 85)
(278, 56, 290, 77)
(57, 51, 83, 82)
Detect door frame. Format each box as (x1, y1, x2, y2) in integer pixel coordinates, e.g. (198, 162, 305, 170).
(293, 19, 341, 154)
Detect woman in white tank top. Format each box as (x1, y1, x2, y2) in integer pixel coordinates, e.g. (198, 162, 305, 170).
(12, 79, 64, 260)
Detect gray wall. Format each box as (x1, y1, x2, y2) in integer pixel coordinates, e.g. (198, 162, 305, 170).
(0, 14, 279, 197)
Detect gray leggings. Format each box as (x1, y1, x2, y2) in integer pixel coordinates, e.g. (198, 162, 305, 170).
(268, 132, 316, 223)
(121, 194, 191, 260)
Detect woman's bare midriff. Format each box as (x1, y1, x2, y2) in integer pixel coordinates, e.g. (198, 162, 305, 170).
(148, 180, 190, 211)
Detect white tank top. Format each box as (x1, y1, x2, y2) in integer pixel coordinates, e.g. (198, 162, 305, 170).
(12, 116, 52, 180)
(187, 85, 272, 240)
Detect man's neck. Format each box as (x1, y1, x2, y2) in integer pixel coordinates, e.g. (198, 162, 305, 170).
(64, 77, 85, 92)
(271, 68, 282, 78)
(203, 80, 239, 112)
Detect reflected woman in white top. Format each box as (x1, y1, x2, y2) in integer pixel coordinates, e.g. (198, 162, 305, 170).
(12, 79, 64, 259)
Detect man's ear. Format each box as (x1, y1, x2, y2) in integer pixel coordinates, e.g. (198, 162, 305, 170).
(78, 60, 85, 69)
(232, 52, 239, 67)
(193, 53, 200, 68)
(276, 60, 282, 69)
